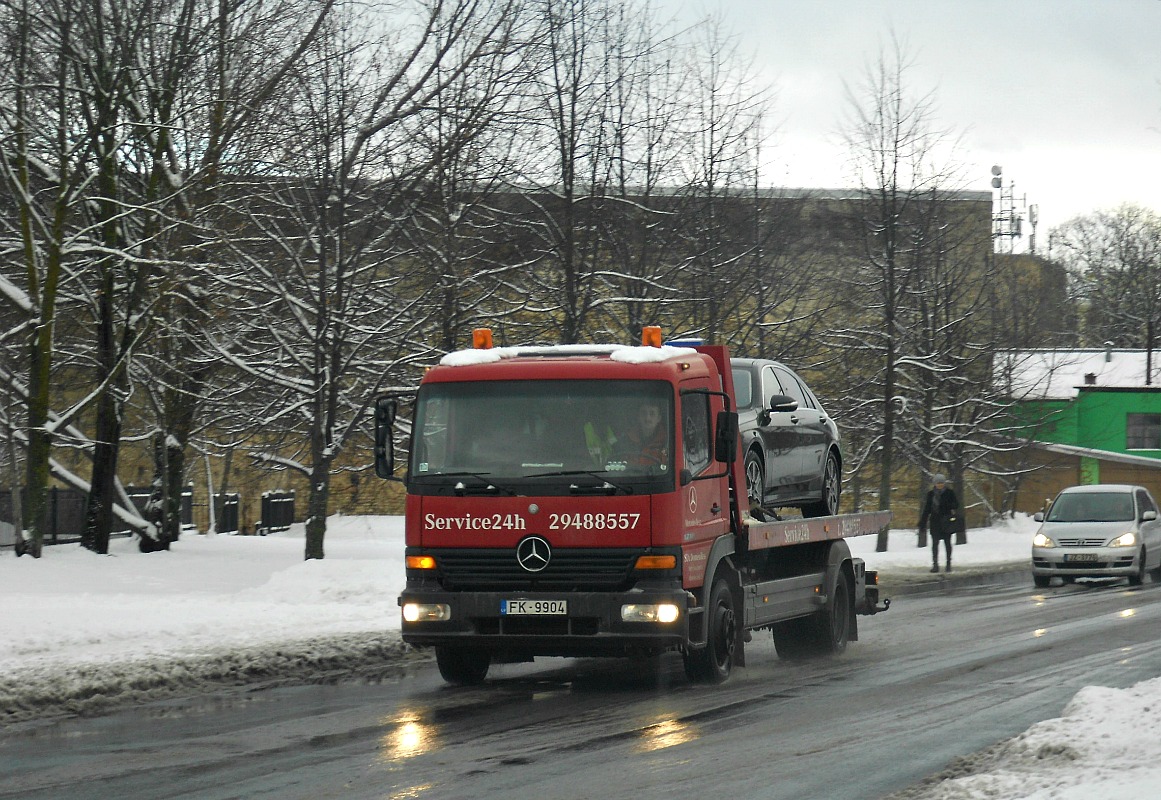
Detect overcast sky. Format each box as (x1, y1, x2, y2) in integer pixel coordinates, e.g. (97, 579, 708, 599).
(662, 0, 1161, 250)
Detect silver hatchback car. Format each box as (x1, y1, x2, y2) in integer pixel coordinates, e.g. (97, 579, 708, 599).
(1031, 484, 1161, 588)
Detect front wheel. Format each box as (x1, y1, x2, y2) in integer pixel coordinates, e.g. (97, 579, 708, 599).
(802, 452, 840, 518)
(1129, 548, 1146, 586)
(684, 579, 736, 684)
(1033, 575, 1052, 588)
(435, 647, 491, 686)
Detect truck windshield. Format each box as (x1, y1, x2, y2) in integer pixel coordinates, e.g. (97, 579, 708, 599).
(408, 380, 674, 494)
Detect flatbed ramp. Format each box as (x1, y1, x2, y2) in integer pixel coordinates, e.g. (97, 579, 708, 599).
(744, 510, 892, 552)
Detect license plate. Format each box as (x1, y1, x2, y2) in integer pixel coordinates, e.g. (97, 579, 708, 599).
(1065, 553, 1099, 562)
(501, 599, 567, 616)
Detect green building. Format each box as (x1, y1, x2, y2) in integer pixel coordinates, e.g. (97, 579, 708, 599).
(998, 349, 1161, 498)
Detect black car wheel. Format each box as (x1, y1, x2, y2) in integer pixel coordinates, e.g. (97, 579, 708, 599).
(803, 452, 840, 518)
(744, 449, 765, 514)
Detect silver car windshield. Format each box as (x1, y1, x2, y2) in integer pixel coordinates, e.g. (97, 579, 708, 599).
(1047, 492, 1134, 523)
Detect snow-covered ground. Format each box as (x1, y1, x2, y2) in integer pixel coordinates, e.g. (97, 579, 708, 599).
(2, 514, 1159, 799)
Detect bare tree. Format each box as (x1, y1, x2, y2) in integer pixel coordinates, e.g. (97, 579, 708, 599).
(214, 0, 522, 560)
(668, 14, 768, 345)
(1055, 204, 1161, 377)
(836, 37, 964, 548)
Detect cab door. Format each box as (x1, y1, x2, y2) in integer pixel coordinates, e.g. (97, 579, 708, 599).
(679, 382, 730, 545)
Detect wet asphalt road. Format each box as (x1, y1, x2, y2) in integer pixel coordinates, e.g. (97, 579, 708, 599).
(3, 573, 1161, 800)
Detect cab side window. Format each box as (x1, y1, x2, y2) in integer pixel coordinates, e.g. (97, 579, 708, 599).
(681, 392, 712, 476)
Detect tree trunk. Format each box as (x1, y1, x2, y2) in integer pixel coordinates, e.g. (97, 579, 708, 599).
(304, 467, 330, 560)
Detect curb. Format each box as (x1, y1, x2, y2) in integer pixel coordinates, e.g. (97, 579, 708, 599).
(877, 562, 1031, 597)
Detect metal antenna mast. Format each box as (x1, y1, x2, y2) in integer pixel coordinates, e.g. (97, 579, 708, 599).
(990, 165, 1028, 254)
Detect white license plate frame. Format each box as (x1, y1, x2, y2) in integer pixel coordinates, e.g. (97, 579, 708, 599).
(500, 599, 568, 616)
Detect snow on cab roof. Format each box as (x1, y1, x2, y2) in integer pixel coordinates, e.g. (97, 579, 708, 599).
(440, 344, 698, 367)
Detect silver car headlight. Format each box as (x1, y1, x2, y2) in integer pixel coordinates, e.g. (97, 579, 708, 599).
(1032, 532, 1055, 548)
(1110, 532, 1137, 548)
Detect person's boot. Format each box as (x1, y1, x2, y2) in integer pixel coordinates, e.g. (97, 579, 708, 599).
(930, 563, 939, 573)
(945, 562, 952, 573)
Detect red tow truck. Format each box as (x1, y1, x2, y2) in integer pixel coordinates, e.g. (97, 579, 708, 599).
(374, 329, 891, 685)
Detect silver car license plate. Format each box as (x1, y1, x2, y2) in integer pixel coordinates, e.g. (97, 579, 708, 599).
(1064, 553, 1099, 562)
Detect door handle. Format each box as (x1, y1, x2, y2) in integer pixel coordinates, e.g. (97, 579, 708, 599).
(711, 503, 721, 515)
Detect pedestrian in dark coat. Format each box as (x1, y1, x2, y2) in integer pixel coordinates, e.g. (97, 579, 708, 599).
(918, 474, 959, 573)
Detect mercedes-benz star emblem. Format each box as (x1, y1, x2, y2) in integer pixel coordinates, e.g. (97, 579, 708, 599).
(516, 536, 551, 573)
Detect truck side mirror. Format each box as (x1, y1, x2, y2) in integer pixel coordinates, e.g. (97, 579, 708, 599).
(374, 397, 398, 479)
(714, 411, 738, 463)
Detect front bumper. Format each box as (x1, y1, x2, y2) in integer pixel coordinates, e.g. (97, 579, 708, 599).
(1031, 546, 1139, 578)
(399, 587, 691, 658)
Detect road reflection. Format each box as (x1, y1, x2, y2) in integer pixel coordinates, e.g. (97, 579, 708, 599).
(379, 708, 439, 762)
(635, 715, 699, 752)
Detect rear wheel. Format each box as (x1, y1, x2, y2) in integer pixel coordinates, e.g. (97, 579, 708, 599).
(1033, 575, 1052, 588)
(773, 571, 852, 658)
(744, 450, 765, 515)
(684, 579, 736, 684)
(1129, 548, 1146, 586)
(435, 647, 491, 686)
(803, 452, 840, 518)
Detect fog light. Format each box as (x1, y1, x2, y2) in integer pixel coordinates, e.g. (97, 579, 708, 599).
(403, 603, 451, 622)
(621, 603, 680, 623)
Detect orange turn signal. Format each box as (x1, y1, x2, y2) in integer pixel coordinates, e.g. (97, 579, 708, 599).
(407, 555, 437, 570)
(641, 326, 662, 347)
(634, 555, 677, 570)
(472, 328, 493, 349)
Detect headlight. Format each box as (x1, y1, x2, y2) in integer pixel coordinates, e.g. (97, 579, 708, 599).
(402, 602, 451, 622)
(1110, 532, 1137, 547)
(1032, 532, 1055, 548)
(621, 603, 681, 623)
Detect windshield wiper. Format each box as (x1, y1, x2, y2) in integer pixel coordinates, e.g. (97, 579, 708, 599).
(525, 470, 634, 495)
(422, 471, 518, 496)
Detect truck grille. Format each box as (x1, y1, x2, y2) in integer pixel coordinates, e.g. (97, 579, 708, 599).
(432, 548, 639, 591)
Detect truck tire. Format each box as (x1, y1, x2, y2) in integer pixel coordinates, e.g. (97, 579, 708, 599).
(683, 579, 736, 683)
(802, 452, 840, 518)
(435, 646, 491, 685)
(772, 571, 851, 658)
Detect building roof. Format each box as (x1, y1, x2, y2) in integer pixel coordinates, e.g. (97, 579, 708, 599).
(996, 348, 1161, 400)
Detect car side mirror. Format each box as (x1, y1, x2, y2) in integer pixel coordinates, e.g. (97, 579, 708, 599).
(767, 394, 798, 413)
(1033, 512, 1044, 522)
(1143, 510, 1157, 521)
(374, 397, 398, 480)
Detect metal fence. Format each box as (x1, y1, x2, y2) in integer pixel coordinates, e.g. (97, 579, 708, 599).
(0, 487, 95, 546)
(213, 492, 240, 534)
(259, 490, 295, 533)
(115, 486, 194, 532)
